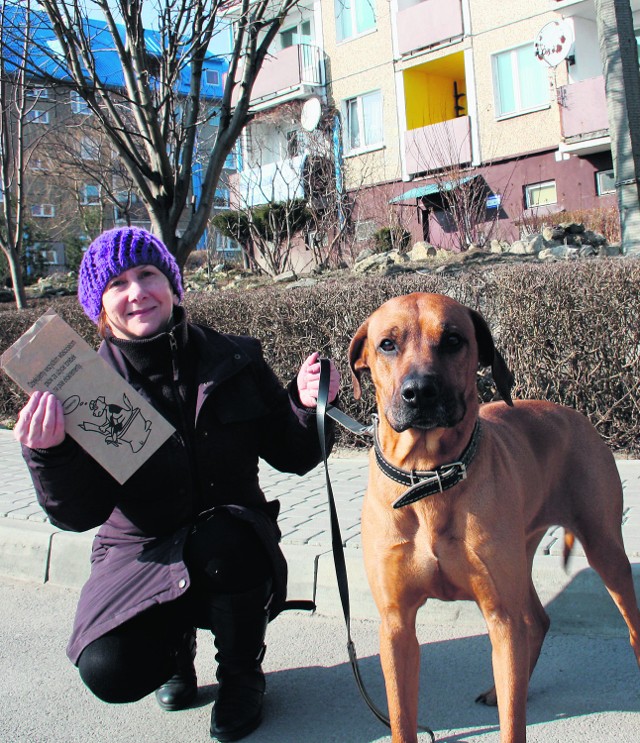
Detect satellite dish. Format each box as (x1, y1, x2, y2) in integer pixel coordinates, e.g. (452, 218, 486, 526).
(301, 97, 322, 132)
(534, 20, 575, 67)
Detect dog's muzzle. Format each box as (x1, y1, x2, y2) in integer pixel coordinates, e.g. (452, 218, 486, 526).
(386, 373, 465, 432)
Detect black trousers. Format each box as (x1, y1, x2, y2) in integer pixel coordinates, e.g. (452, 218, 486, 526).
(77, 509, 272, 703)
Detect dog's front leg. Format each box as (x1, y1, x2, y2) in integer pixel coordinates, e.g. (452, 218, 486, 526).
(483, 613, 530, 743)
(379, 607, 421, 743)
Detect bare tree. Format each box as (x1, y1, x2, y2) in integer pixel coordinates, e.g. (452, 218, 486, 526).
(0, 0, 49, 309)
(45, 119, 147, 238)
(4, 0, 306, 268)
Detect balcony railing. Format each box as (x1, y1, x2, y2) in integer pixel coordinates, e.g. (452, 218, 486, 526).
(396, 0, 464, 57)
(558, 76, 609, 139)
(245, 44, 324, 106)
(404, 116, 471, 176)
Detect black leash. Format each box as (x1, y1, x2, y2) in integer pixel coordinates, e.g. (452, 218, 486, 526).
(316, 359, 436, 742)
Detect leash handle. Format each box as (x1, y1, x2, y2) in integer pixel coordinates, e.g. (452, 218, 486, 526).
(316, 359, 436, 742)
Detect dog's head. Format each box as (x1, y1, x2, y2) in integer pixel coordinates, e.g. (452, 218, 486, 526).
(348, 293, 513, 433)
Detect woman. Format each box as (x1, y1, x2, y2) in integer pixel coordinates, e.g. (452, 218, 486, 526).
(15, 227, 340, 742)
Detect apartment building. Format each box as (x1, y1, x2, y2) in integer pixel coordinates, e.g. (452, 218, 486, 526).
(238, 0, 634, 261)
(2, 7, 232, 273)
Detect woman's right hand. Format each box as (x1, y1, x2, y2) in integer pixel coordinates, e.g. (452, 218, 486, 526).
(14, 390, 65, 449)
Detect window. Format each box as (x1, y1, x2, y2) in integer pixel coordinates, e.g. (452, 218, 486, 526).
(80, 137, 99, 160)
(335, 0, 376, 43)
(26, 109, 49, 124)
(596, 169, 615, 195)
(524, 180, 557, 208)
(493, 44, 549, 117)
(26, 87, 48, 99)
(286, 129, 303, 158)
(344, 90, 383, 152)
(70, 91, 91, 115)
(204, 69, 220, 86)
(281, 20, 311, 48)
(81, 184, 101, 205)
(40, 248, 59, 265)
(31, 204, 55, 218)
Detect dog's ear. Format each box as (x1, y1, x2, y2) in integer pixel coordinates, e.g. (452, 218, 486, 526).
(348, 319, 370, 401)
(470, 309, 514, 406)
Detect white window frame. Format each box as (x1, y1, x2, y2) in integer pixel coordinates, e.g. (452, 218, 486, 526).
(492, 43, 549, 119)
(596, 168, 615, 196)
(204, 69, 220, 86)
(26, 109, 49, 124)
(80, 136, 99, 160)
(81, 184, 101, 205)
(335, 0, 376, 43)
(31, 204, 56, 218)
(343, 89, 384, 154)
(524, 180, 557, 209)
(280, 19, 312, 49)
(26, 87, 49, 99)
(70, 91, 92, 116)
(39, 247, 59, 265)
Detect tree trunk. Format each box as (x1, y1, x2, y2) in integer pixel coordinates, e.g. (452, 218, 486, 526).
(595, 0, 640, 255)
(5, 249, 27, 309)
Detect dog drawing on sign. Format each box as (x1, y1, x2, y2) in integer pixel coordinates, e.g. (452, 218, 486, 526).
(348, 292, 640, 743)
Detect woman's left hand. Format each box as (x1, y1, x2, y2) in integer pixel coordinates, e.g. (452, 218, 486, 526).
(297, 352, 341, 408)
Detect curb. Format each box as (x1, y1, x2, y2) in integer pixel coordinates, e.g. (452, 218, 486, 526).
(3, 518, 639, 637)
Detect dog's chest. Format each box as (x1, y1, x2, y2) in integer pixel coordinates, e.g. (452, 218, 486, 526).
(394, 503, 476, 602)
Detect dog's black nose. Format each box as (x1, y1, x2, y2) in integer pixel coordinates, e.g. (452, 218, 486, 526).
(400, 375, 439, 408)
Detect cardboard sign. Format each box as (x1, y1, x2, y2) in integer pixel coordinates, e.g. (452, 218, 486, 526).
(1, 310, 175, 484)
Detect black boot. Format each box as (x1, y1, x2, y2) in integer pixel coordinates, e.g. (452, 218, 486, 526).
(155, 628, 198, 711)
(208, 581, 271, 742)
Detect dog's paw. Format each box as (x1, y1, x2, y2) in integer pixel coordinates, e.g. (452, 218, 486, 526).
(475, 687, 498, 706)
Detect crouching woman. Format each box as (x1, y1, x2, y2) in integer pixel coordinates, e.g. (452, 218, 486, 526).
(15, 227, 340, 742)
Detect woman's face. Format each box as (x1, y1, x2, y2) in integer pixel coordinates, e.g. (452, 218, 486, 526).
(101, 264, 178, 340)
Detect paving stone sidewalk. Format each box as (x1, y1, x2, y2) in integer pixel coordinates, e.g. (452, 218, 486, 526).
(2, 428, 640, 628)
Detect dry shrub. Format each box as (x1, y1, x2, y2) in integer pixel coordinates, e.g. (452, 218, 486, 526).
(1, 258, 639, 453)
(518, 205, 620, 244)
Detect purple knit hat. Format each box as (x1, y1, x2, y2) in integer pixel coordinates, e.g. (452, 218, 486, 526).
(78, 227, 184, 322)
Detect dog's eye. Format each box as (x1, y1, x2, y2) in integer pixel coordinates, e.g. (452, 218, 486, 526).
(442, 333, 464, 351)
(379, 338, 396, 353)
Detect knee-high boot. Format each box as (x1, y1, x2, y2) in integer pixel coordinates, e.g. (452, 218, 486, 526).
(208, 580, 272, 742)
(155, 628, 198, 711)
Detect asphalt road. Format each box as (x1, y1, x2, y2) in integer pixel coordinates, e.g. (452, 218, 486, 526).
(2, 577, 639, 743)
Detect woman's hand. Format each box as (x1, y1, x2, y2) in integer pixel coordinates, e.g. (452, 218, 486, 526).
(297, 352, 341, 408)
(14, 390, 65, 449)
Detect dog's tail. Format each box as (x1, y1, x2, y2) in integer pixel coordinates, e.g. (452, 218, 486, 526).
(563, 530, 575, 570)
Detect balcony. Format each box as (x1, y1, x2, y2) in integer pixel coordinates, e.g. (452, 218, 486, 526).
(396, 0, 464, 57)
(558, 76, 609, 139)
(404, 116, 471, 176)
(244, 44, 324, 109)
(239, 156, 305, 207)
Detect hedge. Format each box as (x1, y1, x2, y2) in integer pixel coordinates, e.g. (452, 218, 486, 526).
(1, 258, 639, 453)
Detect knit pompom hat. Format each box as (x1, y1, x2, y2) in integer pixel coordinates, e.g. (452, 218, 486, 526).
(78, 227, 184, 322)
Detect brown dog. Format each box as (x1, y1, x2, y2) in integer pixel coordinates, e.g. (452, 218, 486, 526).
(349, 292, 640, 743)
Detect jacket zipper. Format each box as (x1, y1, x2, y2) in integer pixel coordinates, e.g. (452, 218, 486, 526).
(168, 330, 202, 515)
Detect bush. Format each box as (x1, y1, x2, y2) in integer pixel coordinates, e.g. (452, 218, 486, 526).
(1, 258, 639, 453)
(373, 226, 411, 254)
(518, 205, 620, 244)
